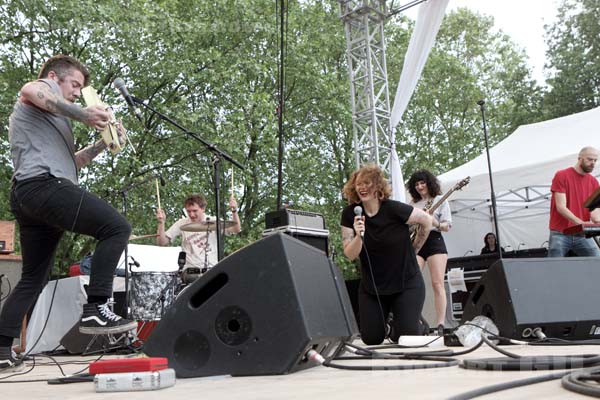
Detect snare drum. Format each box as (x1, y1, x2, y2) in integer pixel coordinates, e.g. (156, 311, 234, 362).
(130, 271, 179, 320)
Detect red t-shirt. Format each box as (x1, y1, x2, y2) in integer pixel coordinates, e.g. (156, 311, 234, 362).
(549, 167, 599, 232)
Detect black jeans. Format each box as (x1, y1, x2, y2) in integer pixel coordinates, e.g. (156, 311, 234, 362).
(0, 175, 131, 338)
(358, 271, 425, 345)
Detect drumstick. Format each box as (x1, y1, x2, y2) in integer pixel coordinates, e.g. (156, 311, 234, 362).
(230, 167, 234, 198)
(155, 178, 162, 210)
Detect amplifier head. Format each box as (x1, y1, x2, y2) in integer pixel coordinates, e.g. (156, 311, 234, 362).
(265, 209, 326, 230)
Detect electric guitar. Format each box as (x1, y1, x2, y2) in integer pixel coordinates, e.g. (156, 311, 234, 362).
(81, 86, 125, 154)
(410, 176, 470, 242)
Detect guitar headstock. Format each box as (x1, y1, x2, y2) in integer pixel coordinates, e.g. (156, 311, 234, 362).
(453, 176, 470, 191)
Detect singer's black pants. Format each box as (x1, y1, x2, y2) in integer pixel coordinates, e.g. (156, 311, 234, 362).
(358, 271, 425, 345)
(0, 174, 131, 339)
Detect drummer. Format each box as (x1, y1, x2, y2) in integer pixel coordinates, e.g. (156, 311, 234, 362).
(156, 194, 241, 276)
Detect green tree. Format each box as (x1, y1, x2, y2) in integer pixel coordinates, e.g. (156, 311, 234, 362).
(386, 8, 545, 176)
(543, 0, 600, 118)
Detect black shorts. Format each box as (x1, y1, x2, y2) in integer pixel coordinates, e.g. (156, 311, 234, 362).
(417, 230, 447, 259)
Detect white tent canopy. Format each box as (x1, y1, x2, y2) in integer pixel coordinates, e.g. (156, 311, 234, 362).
(438, 107, 600, 257)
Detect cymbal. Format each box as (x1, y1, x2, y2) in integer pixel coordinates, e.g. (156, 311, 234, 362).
(181, 220, 237, 232)
(129, 233, 159, 241)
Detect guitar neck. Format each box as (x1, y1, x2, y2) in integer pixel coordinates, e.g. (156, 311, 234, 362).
(427, 188, 455, 214)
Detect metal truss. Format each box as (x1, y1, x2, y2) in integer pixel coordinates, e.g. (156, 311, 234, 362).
(339, 0, 392, 169)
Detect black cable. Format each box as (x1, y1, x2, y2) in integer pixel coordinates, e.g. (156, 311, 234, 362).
(363, 337, 484, 357)
(0, 274, 12, 301)
(0, 354, 36, 381)
(448, 371, 569, 400)
(531, 338, 600, 346)
(324, 357, 459, 371)
(460, 335, 600, 371)
(21, 278, 61, 359)
(562, 366, 600, 397)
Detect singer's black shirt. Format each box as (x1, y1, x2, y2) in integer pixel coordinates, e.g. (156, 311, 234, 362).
(341, 199, 420, 295)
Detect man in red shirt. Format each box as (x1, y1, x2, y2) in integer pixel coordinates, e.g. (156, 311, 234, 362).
(548, 146, 600, 257)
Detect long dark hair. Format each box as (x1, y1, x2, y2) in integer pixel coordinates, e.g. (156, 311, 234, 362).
(483, 232, 498, 250)
(407, 169, 441, 202)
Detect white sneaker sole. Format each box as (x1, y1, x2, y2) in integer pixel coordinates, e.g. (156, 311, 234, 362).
(79, 320, 138, 335)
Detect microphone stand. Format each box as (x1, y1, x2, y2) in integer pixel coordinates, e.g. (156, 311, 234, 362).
(117, 174, 160, 318)
(119, 186, 132, 318)
(130, 96, 244, 261)
(478, 100, 502, 259)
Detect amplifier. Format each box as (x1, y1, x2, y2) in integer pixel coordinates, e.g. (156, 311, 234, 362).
(265, 209, 326, 231)
(263, 226, 329, 256)
(444, 248, 549, 322)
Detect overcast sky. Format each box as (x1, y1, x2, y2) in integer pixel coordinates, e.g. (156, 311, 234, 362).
(406, 0, 562, 85)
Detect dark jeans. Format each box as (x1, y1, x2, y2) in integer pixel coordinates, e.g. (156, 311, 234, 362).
(0, 175, 131, 339)
(358, 271, 425, 345)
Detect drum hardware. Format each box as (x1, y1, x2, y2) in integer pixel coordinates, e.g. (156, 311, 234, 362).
(180, 220, 236, 232)
(177, 251, 186, 271)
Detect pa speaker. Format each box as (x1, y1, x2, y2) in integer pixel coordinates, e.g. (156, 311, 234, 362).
(461, 257, 600, 340)
(143, 233, 358, 378)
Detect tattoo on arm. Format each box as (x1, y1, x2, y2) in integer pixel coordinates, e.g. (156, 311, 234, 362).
(342, 229, 355, 246)
(75, 140, 106, 168)
(37, 85, 89, 122)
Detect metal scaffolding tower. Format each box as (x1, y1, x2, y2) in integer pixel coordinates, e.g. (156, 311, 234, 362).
(339, 0, 392, 170)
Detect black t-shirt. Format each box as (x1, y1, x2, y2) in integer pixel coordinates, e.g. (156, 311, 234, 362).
(341, 200, 419, 295)
(480, 247, 503, 255)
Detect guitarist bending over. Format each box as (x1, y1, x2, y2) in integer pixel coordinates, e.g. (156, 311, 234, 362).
(408, 169, 452, 336)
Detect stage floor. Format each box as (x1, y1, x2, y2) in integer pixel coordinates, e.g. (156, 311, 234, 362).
(2, 339, 599, 399)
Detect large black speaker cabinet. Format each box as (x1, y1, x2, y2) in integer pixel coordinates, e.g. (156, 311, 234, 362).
(143, 233, 358, 378)
(461, 257, 600, 340)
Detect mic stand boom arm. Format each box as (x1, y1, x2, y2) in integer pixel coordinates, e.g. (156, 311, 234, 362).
(130, 96, 244, 261)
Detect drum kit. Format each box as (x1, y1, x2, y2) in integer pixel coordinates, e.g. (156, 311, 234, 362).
(126, 219, 235, 322)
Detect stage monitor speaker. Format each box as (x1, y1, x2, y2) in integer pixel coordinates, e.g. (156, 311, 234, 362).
(143, 233, 358, 378)
(461, 257, 600, 341)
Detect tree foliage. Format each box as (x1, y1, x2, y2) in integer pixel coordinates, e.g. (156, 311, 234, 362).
(386, 8, 544, 176)
(543, 0, 600, 118)
(0, 1, 566, 279)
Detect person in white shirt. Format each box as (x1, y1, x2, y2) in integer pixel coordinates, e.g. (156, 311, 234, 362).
(408, 169, 452, 336)
(156, 193, 241, 277)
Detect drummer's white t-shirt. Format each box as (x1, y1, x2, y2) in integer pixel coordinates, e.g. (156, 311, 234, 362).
(165, 216, 218, 271)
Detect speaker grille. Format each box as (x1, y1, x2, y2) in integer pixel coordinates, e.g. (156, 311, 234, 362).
(174, 330, 211, 371)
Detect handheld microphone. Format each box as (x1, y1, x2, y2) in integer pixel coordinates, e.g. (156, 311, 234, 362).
(113, 78, 143, 121)
(177, 251, 186, 271)
(353, 206, 364, 238)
